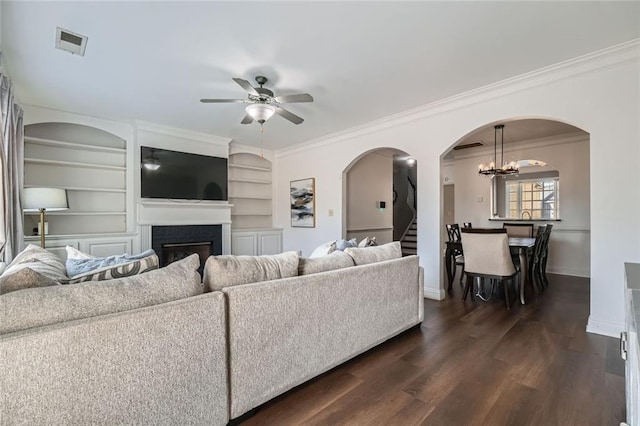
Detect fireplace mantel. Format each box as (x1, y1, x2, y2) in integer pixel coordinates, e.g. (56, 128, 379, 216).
(137, 199, 232, 254)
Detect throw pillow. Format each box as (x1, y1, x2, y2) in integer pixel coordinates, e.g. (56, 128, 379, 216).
(1, 244, 68, 282)
(0, 268, 60, 295)
(65, 245, 93, 260)
(309, 241, 337, 258)
(0, 254, 202, 335)
(203, 251, 299, 292)
(358, 236, 378, 247)
(64, 249, 158, 282)
(335, 238, 358, 251)
(344, 241, 402, 266)
(298, 250, 355, 275)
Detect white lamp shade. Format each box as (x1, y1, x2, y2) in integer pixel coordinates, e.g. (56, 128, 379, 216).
(246, 103, 276, 123)
(23, 187, 69, 212)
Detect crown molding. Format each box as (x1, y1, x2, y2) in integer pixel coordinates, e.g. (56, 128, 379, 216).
(134, 120, 231, 147)
(276, 38, 639, 159)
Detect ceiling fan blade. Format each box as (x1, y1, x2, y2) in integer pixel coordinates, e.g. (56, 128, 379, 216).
(274, 93, 314, 103)
(274, 106, 304, 125)
(200, 98, 246, 103)
(232, 78, 259, 96)
(240, 114, 254, 124)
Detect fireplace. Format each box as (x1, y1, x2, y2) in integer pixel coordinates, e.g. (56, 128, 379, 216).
(152, 225, 222, 274)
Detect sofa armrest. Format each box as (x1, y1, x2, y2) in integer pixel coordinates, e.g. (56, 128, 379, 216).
(0, 292, 228, 425)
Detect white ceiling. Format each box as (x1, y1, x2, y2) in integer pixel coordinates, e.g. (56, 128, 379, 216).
(2, 2, 639, 150)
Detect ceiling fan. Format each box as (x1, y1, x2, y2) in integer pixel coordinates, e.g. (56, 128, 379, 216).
(200, 76, 313, 125)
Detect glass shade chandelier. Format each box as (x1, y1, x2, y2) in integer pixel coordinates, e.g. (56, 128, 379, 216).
(478, 124, 519, 176)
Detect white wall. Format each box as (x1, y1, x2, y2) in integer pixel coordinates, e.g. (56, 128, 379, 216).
(452, 135, 590, 277)
(274, 42, 640, 336)
(345, 151, 393, 244)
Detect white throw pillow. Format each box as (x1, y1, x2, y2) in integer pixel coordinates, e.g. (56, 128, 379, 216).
(309, 240, 337, 258)
(65, 245, 94, 260)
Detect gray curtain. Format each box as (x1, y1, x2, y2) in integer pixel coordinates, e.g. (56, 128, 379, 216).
(0, 73, 25, 263)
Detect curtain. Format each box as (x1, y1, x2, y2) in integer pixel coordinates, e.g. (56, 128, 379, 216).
(0, 73, 25, 263)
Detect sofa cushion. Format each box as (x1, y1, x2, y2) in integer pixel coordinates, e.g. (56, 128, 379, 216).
(203, 251, 299, 292)
(344, 241, 402, 265)
(0, 268, 60, 295)
(0, 254, 202, 335)
(64, 249, 159, 283)
(298, 250, 355, 275)
(309, 241, 336, 258)
(1, 244, 68, 282)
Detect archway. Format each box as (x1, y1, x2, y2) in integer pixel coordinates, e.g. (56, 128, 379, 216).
(342, 147, 417, 254)
(440, 118, 590, 292)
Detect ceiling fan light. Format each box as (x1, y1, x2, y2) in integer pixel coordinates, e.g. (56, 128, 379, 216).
(246, 103, 275, 124)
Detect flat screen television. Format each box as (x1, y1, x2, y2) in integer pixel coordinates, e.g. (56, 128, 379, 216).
(140, 146, 228, 201)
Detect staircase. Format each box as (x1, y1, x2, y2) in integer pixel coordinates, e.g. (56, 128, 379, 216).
(401, 218, 417, 256)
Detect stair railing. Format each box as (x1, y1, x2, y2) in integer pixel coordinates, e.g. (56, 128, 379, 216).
(399, 176, 418, 244)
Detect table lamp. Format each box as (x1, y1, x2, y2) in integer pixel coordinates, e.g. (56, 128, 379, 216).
(23, 187, 69, 248)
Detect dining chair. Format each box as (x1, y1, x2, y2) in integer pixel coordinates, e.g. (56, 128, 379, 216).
(445, 224, 465, 285)
(530, 225, 547, 291)
(503, 223, 534, 238)
(539, 224, 553, 288)
(461, 228, 517, 309)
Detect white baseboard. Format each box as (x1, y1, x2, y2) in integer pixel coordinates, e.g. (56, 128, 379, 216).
(586, 316, 623, 338)
(547, 267, 590, 278)
(424, 287, 445, 301)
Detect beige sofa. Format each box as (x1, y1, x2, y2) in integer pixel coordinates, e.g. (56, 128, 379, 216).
(0, 243, 423, 425)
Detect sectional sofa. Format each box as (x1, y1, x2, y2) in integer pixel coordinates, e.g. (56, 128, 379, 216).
(0, 242, 424, 425)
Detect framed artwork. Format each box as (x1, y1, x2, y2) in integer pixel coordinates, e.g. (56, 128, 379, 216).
(290, 178, 315, 228)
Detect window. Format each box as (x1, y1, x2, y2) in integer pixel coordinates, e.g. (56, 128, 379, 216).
(506, 177, 559, 219)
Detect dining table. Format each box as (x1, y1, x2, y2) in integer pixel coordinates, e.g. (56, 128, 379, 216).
(445, 237, 536, 304)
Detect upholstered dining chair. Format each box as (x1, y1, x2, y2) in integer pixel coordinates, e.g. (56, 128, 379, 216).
(503, 223, 534, 238)
(445, 224, 465, 285)
(461, 228, 518, 310)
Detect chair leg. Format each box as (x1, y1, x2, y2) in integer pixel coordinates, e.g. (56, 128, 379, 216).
(503, 278, 511, 310)
(542, 256, 550, 288)
(463, 275, 473, 300)
(459, 263, 465, 286)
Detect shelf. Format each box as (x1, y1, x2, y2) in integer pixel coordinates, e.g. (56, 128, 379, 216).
(231, 213, 273, 217)
(25, 136, 126, 153)
(229, 178, 272, 184)
(25, 211, 126, 216)
(25, 158, 126, 171)
(229, 164, 271, 172)
(229, 195, 272, 200)
(24, 185, 126, 193)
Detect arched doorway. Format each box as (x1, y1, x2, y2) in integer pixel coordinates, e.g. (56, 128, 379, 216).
(343, 148, 417, 255)
(440, 118, 590, 290)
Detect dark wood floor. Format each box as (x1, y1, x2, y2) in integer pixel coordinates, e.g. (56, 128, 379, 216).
(240, 274, 625, 425)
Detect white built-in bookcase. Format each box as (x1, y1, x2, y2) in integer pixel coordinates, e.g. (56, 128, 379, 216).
(228, 153, 273, 229)
(23, 123, 127, 236)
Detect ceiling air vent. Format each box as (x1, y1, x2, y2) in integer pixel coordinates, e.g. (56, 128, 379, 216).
(55, 27, 88, 56)
(453, 141, 484, 151)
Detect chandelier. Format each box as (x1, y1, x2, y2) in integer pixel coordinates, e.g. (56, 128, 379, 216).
(478, 124, 519, 176)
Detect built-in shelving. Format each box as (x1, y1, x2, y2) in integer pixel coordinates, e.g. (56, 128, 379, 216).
(228, 153, 273, 230)
(23, 123, 128, 237)
(25, 157, 126, 171)
(25, 136, 126, 154)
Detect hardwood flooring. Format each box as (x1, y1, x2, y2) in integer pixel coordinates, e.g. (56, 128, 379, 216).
(239, 274, 625, 425)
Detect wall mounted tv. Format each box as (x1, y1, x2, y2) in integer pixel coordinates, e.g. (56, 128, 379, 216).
(140, 146, 228, 201)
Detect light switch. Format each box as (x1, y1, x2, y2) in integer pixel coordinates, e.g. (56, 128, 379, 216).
(476, 196, 483, 203)
(328, 209, 334, 217)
